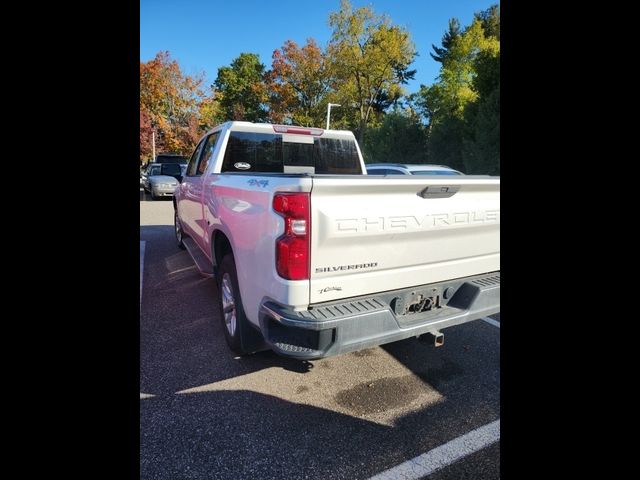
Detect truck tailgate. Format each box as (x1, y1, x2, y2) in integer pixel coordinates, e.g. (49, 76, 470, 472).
(309, 176, 500, 304)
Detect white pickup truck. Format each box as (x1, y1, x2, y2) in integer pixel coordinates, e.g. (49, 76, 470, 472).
(173, 121, 500, 359)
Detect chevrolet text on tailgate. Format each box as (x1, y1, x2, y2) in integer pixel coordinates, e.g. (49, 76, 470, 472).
(173, 121, 500, 359)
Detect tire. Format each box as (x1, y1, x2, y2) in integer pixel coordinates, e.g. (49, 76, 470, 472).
(218, 254, 253, 355)
(150, 186, 157, 200)
(174, 210, 186, 250)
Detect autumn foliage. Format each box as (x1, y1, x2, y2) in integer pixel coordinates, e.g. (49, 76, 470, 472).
(140, 1, 499, 175)
(139, 51, 204, 162)
(267, 39, 333, 127)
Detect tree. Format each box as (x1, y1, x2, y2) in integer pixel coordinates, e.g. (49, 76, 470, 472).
(267, 39, 333, 127)
(363, 109, 427, 164)
(462, 6, 500, 175)
(463, 85, 499, 174)
(413, 10, 500, 172)
(327, 0, 416, 143)
(475, 4, 500, 40)
(140, 51, 204, 161)
(140, 108, 159, 163)
(438, 18, 498, 116)
(463, 49, 500, 174)
(213, 53, 268, 122)
(427, 115, 467, 172)
(472, 50, 500, 99)
(430, 18, 461, 63)
(409, 84, 444, 131)
(198, 90, 224, 132)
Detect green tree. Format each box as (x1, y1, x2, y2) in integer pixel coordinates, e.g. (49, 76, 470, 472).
(462, 6, 500, 174)
(438, 18, 498, 116)
(197, 90, 224, 132)
(430, 18, 461, 63)
(427, 115, 467, 172)
(363, 109, 427, 164)
(472, 50, 500, 98)
(327, 0, 416, 143)
(412, 8, 499, 173)
(462, 53, 500, 173)
(463, 85, 499, 174)
(475, 4, 500, 40)
(213, 53, 268, 122)
(409, 84, 444, 133)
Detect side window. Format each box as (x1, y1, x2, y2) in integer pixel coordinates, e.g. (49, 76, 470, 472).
(367, 169, 388, 175)
(386, 169, 405, 175)
(186, 139, 206, 177)
(198, 132, 220, 175)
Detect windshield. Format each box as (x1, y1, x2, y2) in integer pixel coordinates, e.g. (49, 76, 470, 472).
(411, 170, 461, 175)
(156, 155, 187, 164)
(161, 164, 182, 176)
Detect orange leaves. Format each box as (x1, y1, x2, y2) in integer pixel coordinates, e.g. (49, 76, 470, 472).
(267, 38, 332, 127)
(140, 51, 205, 160)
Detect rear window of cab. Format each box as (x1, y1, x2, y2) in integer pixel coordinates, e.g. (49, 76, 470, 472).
(221, 132, 361, 174)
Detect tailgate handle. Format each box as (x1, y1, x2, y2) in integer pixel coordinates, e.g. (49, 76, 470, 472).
(418, 185, 460, 199)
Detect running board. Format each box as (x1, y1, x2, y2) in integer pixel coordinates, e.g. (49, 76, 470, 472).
(182, 237, 215, 278)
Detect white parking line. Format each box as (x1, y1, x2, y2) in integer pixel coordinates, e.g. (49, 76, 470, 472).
(367, 419, 500, 480)
(140, 241, 146, 308)
(482, 316, 500, 328)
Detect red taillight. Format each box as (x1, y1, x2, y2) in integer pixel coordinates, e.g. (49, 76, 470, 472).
(273, 193, 310, 280)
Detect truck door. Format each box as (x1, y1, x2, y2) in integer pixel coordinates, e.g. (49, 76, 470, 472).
(178, 139, 206, 240)
(191, 131, 220, 253)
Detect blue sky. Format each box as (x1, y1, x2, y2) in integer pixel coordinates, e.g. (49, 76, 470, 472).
(140, 0, 497, 94)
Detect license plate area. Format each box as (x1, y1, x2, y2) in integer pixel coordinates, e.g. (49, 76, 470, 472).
(390, 287, 444, 316)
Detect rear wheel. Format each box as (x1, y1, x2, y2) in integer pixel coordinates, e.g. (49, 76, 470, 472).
(218, 254, 252, 355)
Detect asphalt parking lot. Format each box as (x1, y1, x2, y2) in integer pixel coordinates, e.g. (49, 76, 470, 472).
(140, 190, 500, 479)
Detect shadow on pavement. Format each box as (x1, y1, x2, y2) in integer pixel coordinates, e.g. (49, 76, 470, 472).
(140, 387, 499, 480)
(140, 225, 317, 396)
(140, 223, 500, 479)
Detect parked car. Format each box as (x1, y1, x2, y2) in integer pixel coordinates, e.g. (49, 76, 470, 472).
(173, 121, 500, 359)
(366, 163, 463, 175)
(141, 163, 183, 199)
(154, 153, 188, 165)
